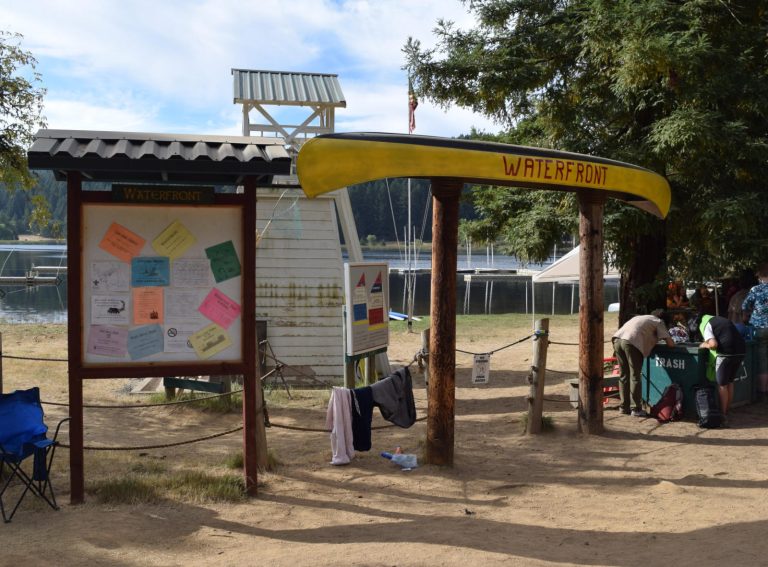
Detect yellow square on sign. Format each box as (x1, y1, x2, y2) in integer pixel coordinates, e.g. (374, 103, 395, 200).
(189, 323, 232, 360)
(152, 220, 196, 260)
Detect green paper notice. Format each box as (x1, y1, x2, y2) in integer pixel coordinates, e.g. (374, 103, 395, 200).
(205, 240, 241, 283)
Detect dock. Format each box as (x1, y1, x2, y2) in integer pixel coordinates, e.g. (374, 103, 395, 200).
(0, 270, 65, 287)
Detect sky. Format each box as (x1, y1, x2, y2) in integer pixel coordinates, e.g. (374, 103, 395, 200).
(1, 0, 501, 139)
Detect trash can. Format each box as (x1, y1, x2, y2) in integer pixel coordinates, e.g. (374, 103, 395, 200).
(642, 343, 708, 418)
(643, 342, 756, 417)
(732, 339, 757, 408)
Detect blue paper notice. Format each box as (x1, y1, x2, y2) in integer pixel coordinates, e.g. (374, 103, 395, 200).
(127, 324, 164, 360)
(131, 257, 171, 287)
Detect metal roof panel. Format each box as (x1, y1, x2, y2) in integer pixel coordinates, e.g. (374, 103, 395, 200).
(28, 129, 292, 185)
(232, 69, 346, 107)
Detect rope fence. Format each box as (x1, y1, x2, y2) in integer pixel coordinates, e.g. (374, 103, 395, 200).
(3, 328, 609, 451)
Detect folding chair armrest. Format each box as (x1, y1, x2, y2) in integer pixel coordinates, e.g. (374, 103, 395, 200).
(31, 439, 54, 450)
(51, 417, 71, 443)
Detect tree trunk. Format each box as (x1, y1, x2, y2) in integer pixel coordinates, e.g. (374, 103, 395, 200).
(618, 230, 667, 327)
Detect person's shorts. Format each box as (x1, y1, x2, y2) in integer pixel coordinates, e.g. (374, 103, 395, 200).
(715, 355, 745, 386)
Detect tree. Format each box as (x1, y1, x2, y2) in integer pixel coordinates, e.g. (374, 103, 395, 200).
(405, 1, 768, 321)
(1, 31, 46, 191)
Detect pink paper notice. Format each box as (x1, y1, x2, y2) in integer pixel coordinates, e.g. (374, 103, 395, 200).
(198, 288, 241, 329)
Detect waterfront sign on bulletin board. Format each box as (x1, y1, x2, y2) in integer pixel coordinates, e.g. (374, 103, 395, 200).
(344, 262, 389, 357)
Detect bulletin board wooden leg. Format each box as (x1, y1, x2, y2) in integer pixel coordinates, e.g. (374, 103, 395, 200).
(243, 372, 259, 496)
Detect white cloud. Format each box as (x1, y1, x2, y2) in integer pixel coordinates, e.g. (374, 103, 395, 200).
(339, 80, 498, 137)
(1, 0, 501, 137)
(43, 98, 160, 132)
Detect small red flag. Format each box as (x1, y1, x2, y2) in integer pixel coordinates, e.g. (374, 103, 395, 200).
(408, 77, 418, 134)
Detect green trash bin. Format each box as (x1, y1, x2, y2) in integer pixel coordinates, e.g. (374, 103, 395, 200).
(732, 339, 757, 408)
(642, 343, 708, 418)
(643, 341, 756, 417)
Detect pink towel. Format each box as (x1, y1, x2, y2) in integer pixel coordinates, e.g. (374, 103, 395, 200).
(325, 387, 355, 465)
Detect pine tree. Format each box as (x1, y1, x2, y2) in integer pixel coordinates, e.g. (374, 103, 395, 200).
(405, 1, 768, 319)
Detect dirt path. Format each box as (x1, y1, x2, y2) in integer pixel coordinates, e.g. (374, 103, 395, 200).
(3, 317, 768, 566)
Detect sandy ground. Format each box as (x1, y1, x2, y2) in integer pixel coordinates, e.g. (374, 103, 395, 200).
(3, 316, 768, 566)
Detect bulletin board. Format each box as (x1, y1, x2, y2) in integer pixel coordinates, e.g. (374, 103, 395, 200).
(81, 202, 245, 367)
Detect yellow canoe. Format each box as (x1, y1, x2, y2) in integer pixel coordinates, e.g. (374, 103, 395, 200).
(296, 133, 670, 218)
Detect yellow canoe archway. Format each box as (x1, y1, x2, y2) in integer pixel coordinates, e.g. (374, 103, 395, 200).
(296, 132, 671, 461)
(297, 133, 670, 218)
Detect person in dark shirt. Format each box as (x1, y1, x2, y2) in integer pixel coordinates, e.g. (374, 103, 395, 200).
(699, 314, 746, 425)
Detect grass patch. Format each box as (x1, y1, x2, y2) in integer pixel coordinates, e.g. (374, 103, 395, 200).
(89, 468, 247, 504)
(145, 391, 242, 413)
(520, 412, 555, 433)
(222, 448, 282, 472)
(223, 451, 244, 470)
(390, 313, 588, 340)
(264, 388, 330, 409)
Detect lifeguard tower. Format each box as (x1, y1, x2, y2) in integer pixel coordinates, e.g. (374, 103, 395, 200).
(233, 69, 373, 383)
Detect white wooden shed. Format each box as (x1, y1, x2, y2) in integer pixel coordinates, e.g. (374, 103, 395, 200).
(234, 69, 365, 384)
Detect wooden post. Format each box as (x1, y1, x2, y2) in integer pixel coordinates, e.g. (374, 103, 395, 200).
(526, 318, 550, 434)
(364, 354, 375, 385)
(578, 193, 606, 434)
(426, 179, 463, 466)
(420, 328, 430, 387)
(242, 179, 266, 493)
(66, 170, 85, 504)
(344, 361, 356, 389)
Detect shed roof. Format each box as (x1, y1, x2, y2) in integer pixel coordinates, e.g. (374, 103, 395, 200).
(232, 69, 346, 107)
(27, 129, 292, 185)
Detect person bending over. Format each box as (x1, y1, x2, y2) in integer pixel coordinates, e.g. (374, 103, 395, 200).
(699, 314, 746, 426)
(613, 311, 674, 417)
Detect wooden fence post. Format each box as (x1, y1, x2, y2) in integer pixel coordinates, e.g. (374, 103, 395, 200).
(527, 318, 550, 434)
(364, 354, 375, 385)
(421, 328, 430, 388)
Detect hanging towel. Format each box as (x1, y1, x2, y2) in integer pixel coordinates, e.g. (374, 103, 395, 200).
(325, 387, 355, 465)
(351, 386, 374, 451)
(371, 367, 416, 428)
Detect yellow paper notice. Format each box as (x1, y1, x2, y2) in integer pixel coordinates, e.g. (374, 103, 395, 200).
(152, 220, 196, 260)
(189, 323, 232, 360)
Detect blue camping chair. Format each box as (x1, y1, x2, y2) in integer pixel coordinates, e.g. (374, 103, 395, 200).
(0, 387, 69, 522)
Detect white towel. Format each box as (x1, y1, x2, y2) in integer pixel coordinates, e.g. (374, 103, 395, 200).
(325, 387, 355, 465)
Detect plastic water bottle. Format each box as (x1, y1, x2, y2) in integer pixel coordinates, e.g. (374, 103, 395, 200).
(381, 451, 418, 469)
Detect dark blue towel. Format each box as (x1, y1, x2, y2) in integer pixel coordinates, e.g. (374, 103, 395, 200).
(351, 386, 374, 451)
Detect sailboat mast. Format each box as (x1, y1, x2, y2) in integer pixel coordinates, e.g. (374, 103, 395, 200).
(407, 177, 414, 331)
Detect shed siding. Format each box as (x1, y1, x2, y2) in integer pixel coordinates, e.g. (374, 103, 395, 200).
(255, 190, 344, 382)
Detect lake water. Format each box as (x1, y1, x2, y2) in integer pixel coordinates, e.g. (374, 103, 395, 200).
(0, 245, 68, 324)
(0, 244, 618, 323)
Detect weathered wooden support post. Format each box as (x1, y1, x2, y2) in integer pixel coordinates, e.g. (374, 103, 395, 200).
(426, 179, 463, 466)
(526, 318, 550, 434)
(243, 178, 267, 489)
(420, 328, 430, 387)
(344, 361, 356, 389)
(364, 354, 375, 385)
(67, 170, 85, 504)
(578, 193, 606, 434)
